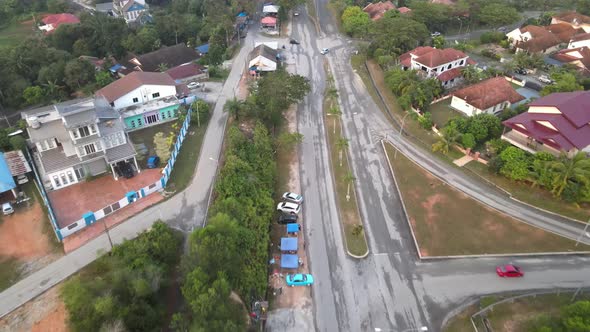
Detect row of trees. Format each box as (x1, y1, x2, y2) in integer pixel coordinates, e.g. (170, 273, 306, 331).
(384, 68, 443, 111)
(61, 222, 182, 332)
(178, 70, 310, 329)
(529, 299, 590, 331)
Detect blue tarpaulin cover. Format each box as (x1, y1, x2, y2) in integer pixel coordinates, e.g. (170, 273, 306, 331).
(237, 12, 247, 17)
(281, 237, 297, 251)
(281, 254, 298, 269)
(195, 44, 209, 54)
(0, 153, 16, 193)
(286, 223, 299, 233)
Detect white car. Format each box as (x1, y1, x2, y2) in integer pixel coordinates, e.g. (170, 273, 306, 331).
(321, 48, 330, 55)
(294, 12, 299, 16)
(431, 31, 441, 37)
(187, 82, 202, 89)
(282, 192, 303, 204)
(277, 201, 301, 214)
(2, 202, 14, 215)
(16, 174, 28, 185)
(538, 75, 553, 84)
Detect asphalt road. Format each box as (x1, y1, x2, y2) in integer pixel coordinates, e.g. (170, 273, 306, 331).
(444, 11, 543, 41)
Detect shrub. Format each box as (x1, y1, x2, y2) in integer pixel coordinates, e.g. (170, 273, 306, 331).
(499, 146, 531, 180)
(480, 31, 506, 44)
(461, 133, 476, 149)
(418, 112, 433, 129)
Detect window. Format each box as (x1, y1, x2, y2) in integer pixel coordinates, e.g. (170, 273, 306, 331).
(137, 118, 143, 126)
(133, 97, 139, 103)
(117, 132, 125, 145)
(67, 222, 79, 230)
(460, 60, 465, 65)
(111, 202, 120, 211)
(67, 171, 75, 183)
(152, 92, 160, 98)
(103, 206, 112, 215)
(72, 130, 79, 139)
(84, 144, 96, 155)
(75, 167, 85, 180)
(79, 126, 90, 137)
(95, 141, 102, 151)
(168, 110, 172, 118)
(61, 173, 67, 185)
(447, 64, 451, 70)
(47, 138, 55, 149)
(131, 120, 136, 128)
(53, 176, 61, 187)
(105, 139, 112, 149)
(161, 112, 167, 119)
(110, 102, 115, 107)
(89, 124, 96, 134)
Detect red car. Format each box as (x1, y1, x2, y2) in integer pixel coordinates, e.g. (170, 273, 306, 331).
(496, 264, 524, 277)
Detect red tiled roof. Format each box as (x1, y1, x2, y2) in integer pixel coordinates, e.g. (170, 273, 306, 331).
(414, 48, 469, 68)
(399, 46, 435, 67)
(571, 32, 590, 42)
(453, 77, 524, 110)
(553, 11, 590, 25)
(552, 46, 590, 70)
(363, 1, 396, 21)
(520, 25, 550, 38)
(398, 7, 411, 14)
(503, 91, 590, 151)
(41, 13, 79, 33)
(545, 23, 582, 43)
(165, 63, 205, 80)
(96, 71, 176, 103)
(436, 67, 462, 82)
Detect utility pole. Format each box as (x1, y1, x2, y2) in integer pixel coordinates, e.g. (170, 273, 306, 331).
(103, 218, 114, 250)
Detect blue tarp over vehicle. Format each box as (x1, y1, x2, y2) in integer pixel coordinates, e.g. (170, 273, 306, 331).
(281, 237, 297, 251)
(281, 254, 298, 269)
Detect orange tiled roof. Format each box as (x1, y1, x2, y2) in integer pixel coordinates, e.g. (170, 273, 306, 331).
(363, 1, 396, 21)
(453, 77, 524, 110)
(553, 11, 590, 25)
(414, 48, 469, 67)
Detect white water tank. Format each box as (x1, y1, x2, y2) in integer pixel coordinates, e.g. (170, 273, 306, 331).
(28, 116, 41, 129)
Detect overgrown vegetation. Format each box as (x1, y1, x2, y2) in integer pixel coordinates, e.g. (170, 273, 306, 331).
(177, 69, 310, 329)
(61, 222, 181, 332)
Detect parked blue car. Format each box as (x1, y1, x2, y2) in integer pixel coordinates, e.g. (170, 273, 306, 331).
(286, 274, 314, 287)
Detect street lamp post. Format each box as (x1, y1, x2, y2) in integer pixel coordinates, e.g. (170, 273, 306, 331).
(575, 220, 590, 247)
(394, 111, 411, 159)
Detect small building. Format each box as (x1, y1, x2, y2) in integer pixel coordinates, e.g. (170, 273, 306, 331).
(96, 71, 183, 130)
(166, 63, 208, 83)
(507, 22, 584, 53)
(249, 44, 279, 74)
(113, 0, 149, 24)
(450, 77, 525, 117)
(262, 4, 279, 16)
(552, 11, 590, 33)
(0, 153, 17, 202)
(39, 13, 80, 34)
(502, 91, 590, 157)
(22, 98, 138, 190)
(399, 46, 475, 88)
(114, 43, 201, 76)
(362, 1, 396, 21)
(95, 2, 114, 15)
(552, 47, 590, 75)
(261, 16, 278, 29)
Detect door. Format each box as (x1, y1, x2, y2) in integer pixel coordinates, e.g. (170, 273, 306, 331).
(145, 114, 159, 125)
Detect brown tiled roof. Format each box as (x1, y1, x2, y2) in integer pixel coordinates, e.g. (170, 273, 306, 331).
(165, 63, 205, 80)
(520, 25, 550, 38)
(399, 46, 435, 67)
(363, 1, 396, 21)
(571, 32, 590, 42)
(96, 71, 176, 103)
(553, 11, 590, 25)
(118, 44, 200, 73)
(552, 46, 590, 69)
(437, 67, 462, 82)
(414, 48, 469, 67)
(516, 30, 560, 53)
(453, 77, 524, 110)
(398, 7, 411, 14)
(546, 23, 581, 42)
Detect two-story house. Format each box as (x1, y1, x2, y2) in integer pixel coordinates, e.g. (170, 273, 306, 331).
(96, 71, 182, 131)
(23, 98, 138, 190)
(502, 91, 590, 157)
(113, 0, 148, 24)
(399, 46, 475, 88)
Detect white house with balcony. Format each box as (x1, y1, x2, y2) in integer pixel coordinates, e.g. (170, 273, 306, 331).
(22, 98, 138, 190)
(96, 71, 183, 131)
(399, 46, 475, 88)
(113, 0, 148, 24)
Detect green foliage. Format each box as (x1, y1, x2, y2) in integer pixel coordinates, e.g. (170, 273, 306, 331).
(447, 113, 501, 147)
(341, 6, 371, 37)
(546, 152, 590, 198)
(432, 36, 445, 49)
(477, 3, 520, 27)
(418, 112, 433, 129)
(369, 12, 429, 57)
(64, 58, 96, 90)
(480, 31, 506, 44)
(578, 0, 590, 16)
(514, 52, 545, 70)
(191, 100, 210, 124)
(22, 86, 44, 105)
(499, 146, 531, 180)
(9, 135, 26, 151)
(95, 71, 114, 88)
(480, 49, 501, 61)
(385, 68, 442, 110)
(276, 132, 304, 150)
(408, 2, 451, 33)
(432, 122, 460, 155)
(461, 133, 476, 149)
(61, 222, 181, 332)
(153, 132, 171, 161)
(541, 72, 583, 96)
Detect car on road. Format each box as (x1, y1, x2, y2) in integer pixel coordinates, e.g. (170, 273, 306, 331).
(431, 31, 441, 37)
(278, 213, 298, 224)
(290, 39, 300, 45)
(277, 201, 301, 214)
(497, 26, 507, 32)
(282, 192, 303, 204)
(321, 48, 330, 55)
(515, 68, 527, 75)
(293, 11, 299, 16)
(187, 82, 202, 89)
(538, 75, 553, 84)
(286, 273, 314, 286)
(496, 264, 524, 277)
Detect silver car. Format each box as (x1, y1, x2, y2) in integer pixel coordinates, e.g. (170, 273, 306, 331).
(282, 192, 303, 204)
(277, 201, 301, 214)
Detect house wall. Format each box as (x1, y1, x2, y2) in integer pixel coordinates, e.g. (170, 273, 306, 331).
(47, 167, 78, 190)
(123, 104, 180, 130)
(506, 29, 531, 45)
(112, 84, 177, 110)
(528, 106, 561, 114)
(86, 158, 108, 176)
(568, 39, 590, 48)
(411, 57, 468, 78)
(450, 96, 509, 116)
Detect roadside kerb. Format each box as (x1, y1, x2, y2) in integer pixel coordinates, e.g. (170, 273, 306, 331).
(323, 60, 369, 259)
(382, 140, 590, 258)
(381, 140, 423, 260)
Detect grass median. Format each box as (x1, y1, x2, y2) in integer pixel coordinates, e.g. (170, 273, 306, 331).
(383, 141, 590, 256)
(324, 66, 368, 257)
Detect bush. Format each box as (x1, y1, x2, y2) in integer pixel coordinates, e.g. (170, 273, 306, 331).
(481, 49, 501, 60)
(480, 31, 506, 44)
(499, 146, 531, 180)
(418, 112, 433, 129)
(461, 133, 476, 149)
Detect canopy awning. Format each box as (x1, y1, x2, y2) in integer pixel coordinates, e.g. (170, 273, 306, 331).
(281, 237, 298, 251)
(280, 254, 299, 269)
(286, 223, 299, 233)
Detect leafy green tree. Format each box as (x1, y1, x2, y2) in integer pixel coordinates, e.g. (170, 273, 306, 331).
(541, 72, 583, 96)
(341, 6, 371, 37)
(578, 0, 590, 16)
(223, 98, 244, 120)
(461, 133, 476, 149)
(9, 135, 26, 151)
(562, 300, 590, 331)
(478, 4, 520, 27)
(432, 122, 460, 154)
(409, 2, 451, 32)
(22, 86, 44, 105)
(461, 65, 484, 84)
(546, 152, 590, 198)
(336, 137, 349, 167)
(72, 39, 91, 57)
(432, 35, 445, 49)
(276, 132, 304, 150)
(95, 71, 114, 88)
(418, 112, 433, 129)
(64, 58, 96, 90)
(499, 146, 531, 180)
(369, 12, 429, 56)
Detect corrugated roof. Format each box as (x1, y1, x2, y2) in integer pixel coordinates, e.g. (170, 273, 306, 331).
(118, 44, 200, 73)
(4, 150, 31, 176)
(105, 141, 136, 163)
(0, 154, 16, 193)
(453, 77, 525, 110)
(96, 71, 176, 103)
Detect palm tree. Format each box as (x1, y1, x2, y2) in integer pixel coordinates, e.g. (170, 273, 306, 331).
(344, 171, 355, 202)
(157, 63, 169, 72)
(431, 124, 460, 155)
(460, 65, 481, 84)
(328, 106, 341, 134)
(547, 152, 590, 197)
(336, 137, 349, 167)
(223, 98, 243, 120)
(327, 87, 338, 107)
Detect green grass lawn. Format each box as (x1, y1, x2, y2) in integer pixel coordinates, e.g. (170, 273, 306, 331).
(465, 162, 590, 222)
(429, 98, 463, 128)
(324, 66, 368, 257)
(0, 258, 21, 292)
(0, 19, 35, 49)
(383, 142, 590, 256)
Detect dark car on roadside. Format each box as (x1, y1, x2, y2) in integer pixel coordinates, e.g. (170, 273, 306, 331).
(515, 68, 527, 75)
(290, 39, 300, 45)
(278, 213, 298, 224)
(116, 161, 134, 179)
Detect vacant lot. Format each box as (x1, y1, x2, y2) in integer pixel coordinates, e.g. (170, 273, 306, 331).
(384, 142, 590, 256)
(0, 19, 35, 48)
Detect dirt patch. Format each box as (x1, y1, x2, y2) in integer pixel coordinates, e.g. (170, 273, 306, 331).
(0, 202, 54, 260)
(0, 286, 68, 332)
